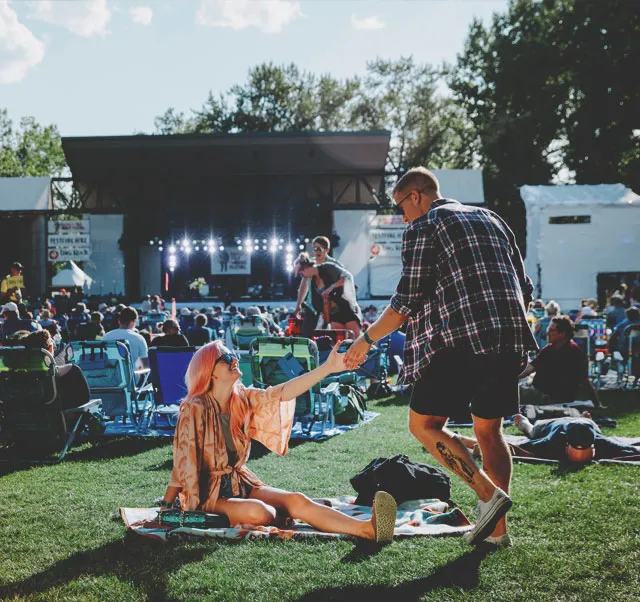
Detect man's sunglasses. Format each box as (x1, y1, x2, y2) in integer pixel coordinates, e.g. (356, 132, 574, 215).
(214, 352, 239, 367)
(313, 247, 326, 253)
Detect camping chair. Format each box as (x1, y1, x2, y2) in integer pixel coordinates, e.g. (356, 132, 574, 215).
(64, 341, 151, 428)
(231, 315, 267, 351)
(146, 346, 196, 429)
(250, 336, 328, 435)
(622, 325, 640, 389)
(573, 324, 606, 389)
(0, 347, 101, 464)
(142, 311, 167, 334)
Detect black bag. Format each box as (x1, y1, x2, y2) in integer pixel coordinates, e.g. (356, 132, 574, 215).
(350, 454, 451, 506)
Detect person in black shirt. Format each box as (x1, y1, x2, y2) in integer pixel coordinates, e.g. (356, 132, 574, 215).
(152, 319, 189, 347)
(74, 311, 105, 340)
(519, 315, 602, 408)
(186, 314, 213, 346)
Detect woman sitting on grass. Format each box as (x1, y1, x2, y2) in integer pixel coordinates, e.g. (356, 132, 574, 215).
(160, 340, 396, 543)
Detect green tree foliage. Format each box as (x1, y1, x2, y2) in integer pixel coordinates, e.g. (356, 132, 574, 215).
(0, 109, 67, 177)
(153, 60, 475, 176)
(449, 0, 640, 244)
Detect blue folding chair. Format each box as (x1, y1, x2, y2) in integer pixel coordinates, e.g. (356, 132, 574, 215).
(0, 347, 100, 463)
(147, 346, 196, 428)
(64, 341, 151, 428)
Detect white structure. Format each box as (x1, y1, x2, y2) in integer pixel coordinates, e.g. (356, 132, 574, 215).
(334, 169, 486, 297)
(521, 184, 640, 309)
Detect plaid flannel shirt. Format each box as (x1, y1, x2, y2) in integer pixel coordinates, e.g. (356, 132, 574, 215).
(390, 198, 537, 384)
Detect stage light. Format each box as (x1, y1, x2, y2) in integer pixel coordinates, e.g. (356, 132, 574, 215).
(158, 246, 164, 251)
(262, 245, 267, 251)
(203, 245, 209, 251)
(278, 245, 283, 250)
(191, 240, 196, 246)
(158, 240, 163, 245)
(304, 238, 309, 243)
(286, 244, 293, 252)
(238, 245, 243, 250)
(170, 267, 175, 272)
(209, 247, 215, 254)
(254, 239, 259, 244)
(271, 238, 278, 246)
(299, 244, 304, 250)
(285, 265, 293, 272)
(195, 246, 200, 251)
(169, 245, 176, 253)
(262, 239, 267, 244)
(279, 238, 284, 243)
(182, 238, 188, 246)
(208, 239, 215, 247)
(185, 247, 192, 255)
(219, 245, 225, 251)
(270, 246, 277, 254)
(149, 240, 154, 245)
(286, 253, 293, 261)
(245, 239, 252, 246)
(246, 246, 253, 254)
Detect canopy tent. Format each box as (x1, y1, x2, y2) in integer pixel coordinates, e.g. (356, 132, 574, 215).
(51, 261, 93, 288)
(521, 184, 640, 309)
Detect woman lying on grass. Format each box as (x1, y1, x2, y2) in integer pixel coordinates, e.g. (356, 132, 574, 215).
(160, 340, 396, 543)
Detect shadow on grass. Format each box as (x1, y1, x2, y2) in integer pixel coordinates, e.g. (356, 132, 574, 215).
(0, 535, 212, 601)
(0, 437, 172, 477)
(374, 394, 410, 408)
(297, 545, 494, 601)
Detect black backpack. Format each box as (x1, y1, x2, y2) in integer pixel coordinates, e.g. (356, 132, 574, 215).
(350, 454, 451, 506)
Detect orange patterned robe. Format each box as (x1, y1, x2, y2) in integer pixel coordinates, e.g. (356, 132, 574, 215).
(169, 383, 296, 511)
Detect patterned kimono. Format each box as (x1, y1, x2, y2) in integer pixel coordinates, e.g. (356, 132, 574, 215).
(169, 383, 296, 511)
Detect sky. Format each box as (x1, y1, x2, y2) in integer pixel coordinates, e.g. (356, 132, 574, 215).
(0, 0, 509, 137)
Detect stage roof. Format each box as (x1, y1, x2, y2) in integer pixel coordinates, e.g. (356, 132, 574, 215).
(62, 131, 391, 180)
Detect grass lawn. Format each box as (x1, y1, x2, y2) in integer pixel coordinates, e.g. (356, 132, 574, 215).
(1, 389, 639, 602)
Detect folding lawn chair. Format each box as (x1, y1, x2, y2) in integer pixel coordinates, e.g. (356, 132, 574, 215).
(250, 336, 329, 435)
(146, 346, 196, 429)
(622, 325, 640, 390)
(231, 315, 267, 351)
(0, 346, 101, 464)
(64, 340, 151, 429)
(574, 324, 607, 389)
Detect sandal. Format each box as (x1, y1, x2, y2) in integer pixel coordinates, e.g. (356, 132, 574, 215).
(372, 491, 397, 544)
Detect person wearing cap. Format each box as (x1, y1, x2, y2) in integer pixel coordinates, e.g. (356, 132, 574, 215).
(1, 301, 39, 337)
(1, 262, 25, 304)
(245, 306, 282, 336)
(519, 315, 602, 408)
(513, 414, 639, 462)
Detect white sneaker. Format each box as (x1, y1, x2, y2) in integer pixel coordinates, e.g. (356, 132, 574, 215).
(464, 488, 512, 546)
(484, 533, 513, 548)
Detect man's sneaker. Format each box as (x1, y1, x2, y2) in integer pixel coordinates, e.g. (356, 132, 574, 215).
(464, 488, 512, 546)
(484, 533, 513, 548)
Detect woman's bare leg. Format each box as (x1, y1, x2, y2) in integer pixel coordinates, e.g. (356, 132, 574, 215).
(213, 497, 277, 527)
(250, 486, 375, 539)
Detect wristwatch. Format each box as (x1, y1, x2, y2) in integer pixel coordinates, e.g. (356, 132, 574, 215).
(363, 329, 375, 346)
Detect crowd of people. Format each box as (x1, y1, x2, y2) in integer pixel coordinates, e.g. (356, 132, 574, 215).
(1, 167, 639, 549)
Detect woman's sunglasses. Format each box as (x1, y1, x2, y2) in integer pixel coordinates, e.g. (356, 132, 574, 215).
(214, 352, 239, 367)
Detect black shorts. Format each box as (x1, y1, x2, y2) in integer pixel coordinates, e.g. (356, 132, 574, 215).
(410, 349, 523, 420)
(330, 307, 361, 326)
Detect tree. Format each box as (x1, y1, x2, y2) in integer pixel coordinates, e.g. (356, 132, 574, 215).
(351, 57, 477, 174)
(449, 0, 640, 245)
(0, 109, 67, 177)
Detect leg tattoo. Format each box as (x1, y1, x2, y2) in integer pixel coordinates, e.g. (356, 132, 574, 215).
(436, 441, 476, 484)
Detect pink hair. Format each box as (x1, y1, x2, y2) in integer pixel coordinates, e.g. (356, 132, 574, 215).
(183, 341, 248, 416)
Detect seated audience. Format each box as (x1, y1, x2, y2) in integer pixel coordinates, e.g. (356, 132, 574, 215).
(37, 308, 60, 338)
(153, 319, 190, 347)
(159, 340, 397, 543)
(513, 414, 639, 462)
(186, 314, 213, 347)
(608, 306, 640, 359)
(519, 315, 602, 408)
(102, 306, 149, 368)
(534, 300, 560, 349)
(1, 302, 40, 337)
(74, 311, 105, 341)
(21, 330, 91, 411)
(604, 295, 627, 329)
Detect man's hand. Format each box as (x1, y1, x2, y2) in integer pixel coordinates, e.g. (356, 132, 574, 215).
(344, 336, 370, 370)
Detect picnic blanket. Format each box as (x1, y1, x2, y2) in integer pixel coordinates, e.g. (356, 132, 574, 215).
(121, 496, 472, 543)
(505, 434, 640, 465)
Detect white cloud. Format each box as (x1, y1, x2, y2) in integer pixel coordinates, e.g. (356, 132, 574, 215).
(129, 6, 153, 26)
(29, 0, 111, 37)
(197, 0, 302, 34)
(351, 14, 386, 31)
(0, 0, 45, 84)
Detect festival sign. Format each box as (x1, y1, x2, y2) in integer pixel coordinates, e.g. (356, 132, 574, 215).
(210, 249, 251, 275)
(48, 248, 91, 261)
(48, 235, 91, 247)
(48, 219, 91, 234)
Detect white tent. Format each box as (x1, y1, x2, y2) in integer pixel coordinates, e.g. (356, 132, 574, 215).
(521, 184, 640, 309)
(0, 177, 51, 211)
(52, 261, 93, 288)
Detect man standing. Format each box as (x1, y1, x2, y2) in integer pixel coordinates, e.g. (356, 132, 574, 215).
(345, 167, 537, 547)
(1, 262, 25, 304)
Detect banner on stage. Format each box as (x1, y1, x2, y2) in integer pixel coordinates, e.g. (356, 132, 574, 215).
(211, 249, 251, 275)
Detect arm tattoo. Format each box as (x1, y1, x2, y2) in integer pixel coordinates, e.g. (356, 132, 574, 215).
(435, 441, 476, 484)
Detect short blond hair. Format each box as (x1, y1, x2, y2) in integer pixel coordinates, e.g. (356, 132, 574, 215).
(392, 167, 440, 197)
